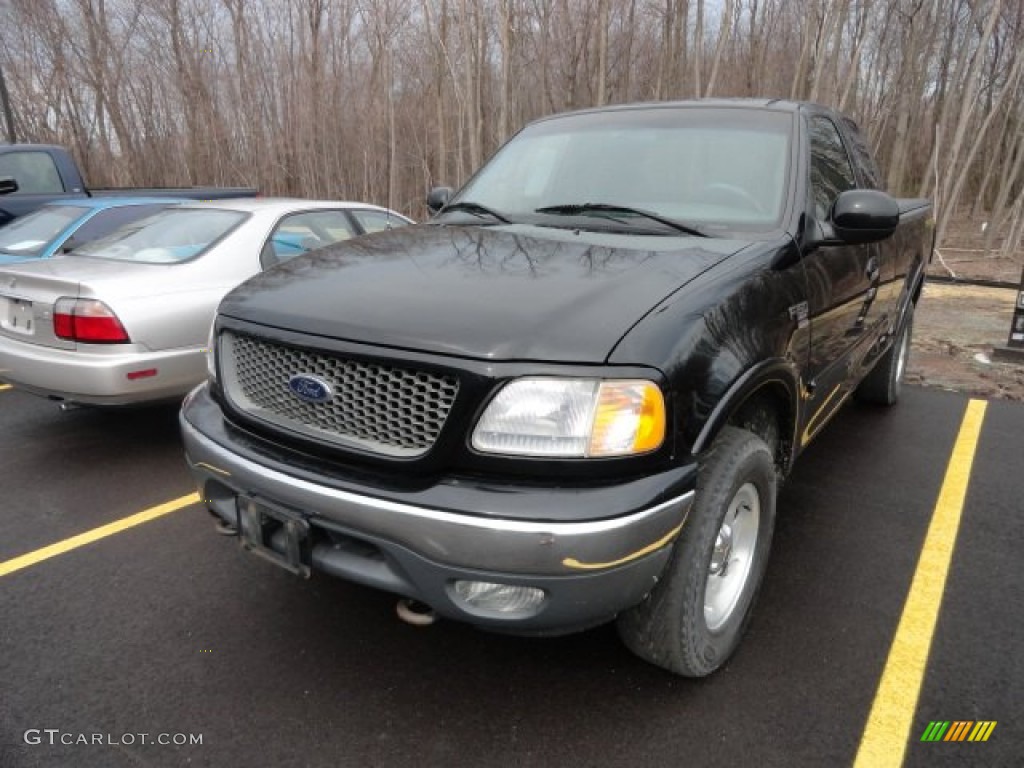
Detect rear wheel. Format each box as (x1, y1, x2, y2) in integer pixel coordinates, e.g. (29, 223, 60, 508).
(617, 427, 777, 676)
(856, 305, 914, 406)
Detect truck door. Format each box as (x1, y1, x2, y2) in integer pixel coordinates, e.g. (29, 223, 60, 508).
(799, 114, 886, 445)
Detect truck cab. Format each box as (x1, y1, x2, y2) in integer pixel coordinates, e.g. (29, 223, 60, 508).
(0, 144, 256, 227)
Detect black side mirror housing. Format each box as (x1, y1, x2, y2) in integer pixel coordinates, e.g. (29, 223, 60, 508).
(60, 237, 80, 254)
(0, 176, 18, 195)
(830, 189, 900, 245)
(426, 186, 453, 214)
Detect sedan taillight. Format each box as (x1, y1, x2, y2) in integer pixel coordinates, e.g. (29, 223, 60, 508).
(53, 298, 131, 343)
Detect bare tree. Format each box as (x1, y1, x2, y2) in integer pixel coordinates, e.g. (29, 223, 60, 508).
(0, 0, 1019, 255)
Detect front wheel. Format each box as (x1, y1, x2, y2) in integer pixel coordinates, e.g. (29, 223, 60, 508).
(617, 426, 777, 676)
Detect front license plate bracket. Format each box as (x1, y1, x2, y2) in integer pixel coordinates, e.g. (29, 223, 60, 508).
(237, 496, 312, 578)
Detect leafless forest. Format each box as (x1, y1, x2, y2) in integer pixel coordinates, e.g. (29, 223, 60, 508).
(2, 0, 1024, 254)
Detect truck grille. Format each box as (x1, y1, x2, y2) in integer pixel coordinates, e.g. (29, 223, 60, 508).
(220, 332, 459, 457)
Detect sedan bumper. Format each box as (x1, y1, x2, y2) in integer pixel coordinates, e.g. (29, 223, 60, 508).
(0, 334, 205, 405)
(181, 383, 697, 634)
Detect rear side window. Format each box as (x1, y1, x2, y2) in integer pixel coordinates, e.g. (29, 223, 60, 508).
(0, 205, 85, 258)
(0, 151, 64, 194)
(809, 116, 857, 219)
(840, 116, 882, 190)
(261, 210, 359, 269)
(61, 204, 173, 251)
(351, 209, 410, 233)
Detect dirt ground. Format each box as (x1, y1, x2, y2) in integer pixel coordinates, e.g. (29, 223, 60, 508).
(928, 250, 1023, 284)
(909, 281, 1024, 401)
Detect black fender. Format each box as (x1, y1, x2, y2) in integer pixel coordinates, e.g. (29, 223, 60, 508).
(690, 358, 802, 470)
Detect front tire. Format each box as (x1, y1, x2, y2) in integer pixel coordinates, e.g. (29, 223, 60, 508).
(618, 427, 777, 676)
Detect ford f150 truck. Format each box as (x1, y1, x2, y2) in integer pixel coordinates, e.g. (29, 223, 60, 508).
(0, 144, 256, 226)
(180, 99, 932, 676)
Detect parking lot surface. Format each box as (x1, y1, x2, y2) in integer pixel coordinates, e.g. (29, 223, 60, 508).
(0, 385, 1020, 767)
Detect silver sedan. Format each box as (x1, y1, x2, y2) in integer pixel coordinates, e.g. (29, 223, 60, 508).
(0, 198, 412, 405)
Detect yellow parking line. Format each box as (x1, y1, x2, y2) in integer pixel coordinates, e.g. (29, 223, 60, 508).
(853, 399, 987, 768)
(0, 493, 199, 578)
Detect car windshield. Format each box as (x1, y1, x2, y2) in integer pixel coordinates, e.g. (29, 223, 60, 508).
(74, 208, 248, 263)
(0, 205, 85, 257)
(450, 107, 793, 233)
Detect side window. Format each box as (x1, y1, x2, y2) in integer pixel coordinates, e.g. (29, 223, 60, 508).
(840, 117, 882, 190)
(808, 117, 857, 219)
(261, 210, 359, 269)
(351, 209, 409, 233)
(62, 205, 170, 251)
(0, 151, 64, 194)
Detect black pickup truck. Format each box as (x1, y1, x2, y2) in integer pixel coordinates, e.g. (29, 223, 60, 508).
(0, 144, 256, 225)
(180, 99, 932, 676)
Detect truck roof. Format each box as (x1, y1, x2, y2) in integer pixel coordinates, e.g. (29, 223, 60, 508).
(531, 97, 819, 124)
(0, 143, 69, 154)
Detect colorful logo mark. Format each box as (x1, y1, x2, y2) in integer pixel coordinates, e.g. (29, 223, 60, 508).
(920, 721, 997, 742)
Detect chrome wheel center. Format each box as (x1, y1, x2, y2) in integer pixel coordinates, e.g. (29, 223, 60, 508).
(709, 524, 734, 576)
(704, 483, 760, 633)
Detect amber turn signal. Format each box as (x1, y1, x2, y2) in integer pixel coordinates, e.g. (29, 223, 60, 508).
(588, 380, 666, 457)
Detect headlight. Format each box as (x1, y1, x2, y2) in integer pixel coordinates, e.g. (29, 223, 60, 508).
(471, 378, 665, 458)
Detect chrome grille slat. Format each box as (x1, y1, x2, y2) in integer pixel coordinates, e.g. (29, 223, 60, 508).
(221, 332, 458, 457)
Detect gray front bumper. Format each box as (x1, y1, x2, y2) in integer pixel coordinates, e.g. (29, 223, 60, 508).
(181, 383, 695, 632)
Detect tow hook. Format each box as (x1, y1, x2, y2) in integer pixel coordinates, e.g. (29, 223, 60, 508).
(396, 598, 436, 627)
(209, 508, 237, 536)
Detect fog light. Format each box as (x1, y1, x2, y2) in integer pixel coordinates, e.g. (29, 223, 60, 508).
(451, 580, 546, 615)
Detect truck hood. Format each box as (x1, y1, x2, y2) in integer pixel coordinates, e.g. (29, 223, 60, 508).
(219, 224, 753, 363)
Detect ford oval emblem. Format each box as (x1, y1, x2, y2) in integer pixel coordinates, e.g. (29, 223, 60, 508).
(287, 374, 333, 404)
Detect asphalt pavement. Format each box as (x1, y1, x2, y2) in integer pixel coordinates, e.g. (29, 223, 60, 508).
(0, 385, 1020, 768)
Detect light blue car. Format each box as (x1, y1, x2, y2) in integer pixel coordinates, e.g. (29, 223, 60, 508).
(0, 197, 185, 265)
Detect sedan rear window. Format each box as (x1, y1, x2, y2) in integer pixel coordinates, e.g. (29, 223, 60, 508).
(75, 208, 248, 263)
(0, 205, 86, 257)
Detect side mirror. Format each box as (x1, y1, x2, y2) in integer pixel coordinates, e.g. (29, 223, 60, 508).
(830, 189, 899, 244)
(426, 186, 453, 214)
(61, 237, 80, 254)
(0, 176, 18, 195)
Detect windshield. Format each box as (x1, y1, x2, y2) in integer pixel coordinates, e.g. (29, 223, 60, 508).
(75, 208, 248, 263)
(0, 205, 85, 257)
(452, 107, 793, 233)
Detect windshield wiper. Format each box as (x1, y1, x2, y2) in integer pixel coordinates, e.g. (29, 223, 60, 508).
(440, 201, 511, 223)
(535, 203, 708, 237)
